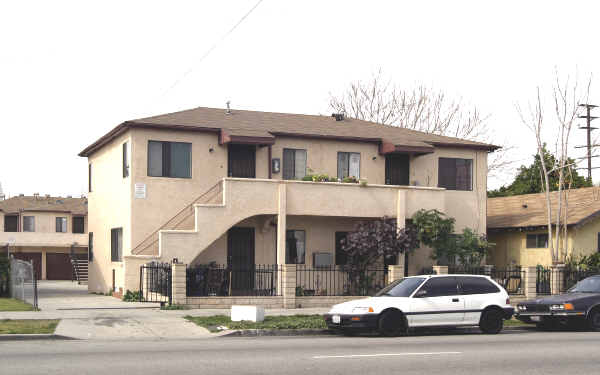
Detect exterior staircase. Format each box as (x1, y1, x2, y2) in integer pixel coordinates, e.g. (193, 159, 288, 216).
(70, 252, 88, 285)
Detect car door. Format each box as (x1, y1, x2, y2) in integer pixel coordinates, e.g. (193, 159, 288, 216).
(409, 276, 465, 327)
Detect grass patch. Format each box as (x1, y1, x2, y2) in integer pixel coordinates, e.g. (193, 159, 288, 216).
(0, 319, 59, 334)
(0, 298, 36, 312)
(185, 315, 326, 333)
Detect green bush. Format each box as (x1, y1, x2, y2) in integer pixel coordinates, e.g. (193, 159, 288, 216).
(122, 290, 143, 302)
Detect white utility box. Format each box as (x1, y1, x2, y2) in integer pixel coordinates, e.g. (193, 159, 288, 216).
(231, 305, 265, 322)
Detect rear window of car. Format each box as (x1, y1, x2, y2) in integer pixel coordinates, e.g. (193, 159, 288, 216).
(459, 276, 500, 295)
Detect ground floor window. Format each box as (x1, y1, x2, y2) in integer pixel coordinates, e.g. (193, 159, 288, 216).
(286, 230, 306, 264)
(111, 228, 123, 262)
(526, 233, 548, 248)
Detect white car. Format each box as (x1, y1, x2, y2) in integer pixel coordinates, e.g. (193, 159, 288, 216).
(324, 274, 514, 336)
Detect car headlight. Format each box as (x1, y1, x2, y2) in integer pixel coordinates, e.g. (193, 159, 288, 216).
(352, 307, 374, 314)
(517, 305, 527, 311)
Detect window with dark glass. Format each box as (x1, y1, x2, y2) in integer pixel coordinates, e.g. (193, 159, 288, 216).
(56, 217, 67, 233)
(148, 141, 191, 178)
(526, 234, 548, 248)
(286, 230, 306, 264)
(73, 216, 85, 234)
(459, 276, 500, 295)
(335, 232, 348, 265)
(337, 152, 360, 179)
(282, 148, 307, 180)
(123, 142, 130, 178)
(23, 216, 35, 232)
(438, 158, 473, 191)
(88, 164, 92, 192)
(417, 277, 459, 297)
(88, 232, 94, 262)
(4, 215, 18, 232)
(111, 228, 123, 262)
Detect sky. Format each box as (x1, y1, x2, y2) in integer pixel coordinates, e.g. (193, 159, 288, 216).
(1, 0, 600, 197)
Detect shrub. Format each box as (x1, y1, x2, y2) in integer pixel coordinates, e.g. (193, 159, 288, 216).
(342, 176, 359, 183)
(122, 290, 143, 302)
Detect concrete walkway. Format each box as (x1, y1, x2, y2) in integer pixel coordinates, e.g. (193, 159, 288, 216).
(1, 281, 329, 340)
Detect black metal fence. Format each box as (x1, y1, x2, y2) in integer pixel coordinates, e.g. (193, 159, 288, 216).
(447, 265, 524, 295)
(536, 267, 600, 295)
(140, 262, 172, 304)
(296, 265, 388, 296)
(536, 267, 552, 295)
(186, 264, 281, 297)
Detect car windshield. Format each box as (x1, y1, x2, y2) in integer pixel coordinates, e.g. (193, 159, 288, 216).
(375, 277, 426, 297)
(568, 277, 600, 293)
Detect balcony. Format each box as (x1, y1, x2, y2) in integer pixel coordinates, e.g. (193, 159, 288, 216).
(0, 231, 88, 248)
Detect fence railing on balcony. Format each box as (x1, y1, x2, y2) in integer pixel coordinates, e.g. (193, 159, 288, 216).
(186, 264, 281, 297)
(295, 265, 388, 297)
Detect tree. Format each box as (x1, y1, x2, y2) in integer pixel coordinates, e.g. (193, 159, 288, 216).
(488, 144, 591, 197)
(341, 217, 418, 294)
(329, 70, 514, 177)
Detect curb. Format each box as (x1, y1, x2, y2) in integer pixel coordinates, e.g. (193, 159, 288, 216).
(0, 334, 76, 341)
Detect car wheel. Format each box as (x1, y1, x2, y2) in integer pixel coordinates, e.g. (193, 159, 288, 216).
(479, 309, 504, 334)
(378, 310, 406, 337)
(587, 308, 600, 331)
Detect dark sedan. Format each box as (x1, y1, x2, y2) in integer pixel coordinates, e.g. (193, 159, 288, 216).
(516, 275, 600, 330)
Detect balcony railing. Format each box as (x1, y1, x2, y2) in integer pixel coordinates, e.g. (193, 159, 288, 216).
(0, 232, 88, 247)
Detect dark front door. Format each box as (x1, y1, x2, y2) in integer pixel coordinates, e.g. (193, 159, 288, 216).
(46, 253, 74, 280)
(227, 227, 255, 295)
(12, 252, 42, 280)
(228, 144, 256, 178)
(385, 154, 410, 185)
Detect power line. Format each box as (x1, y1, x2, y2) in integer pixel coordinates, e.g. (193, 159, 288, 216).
(160, 0, 264, 98)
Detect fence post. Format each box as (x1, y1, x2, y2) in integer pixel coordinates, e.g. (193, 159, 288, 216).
(550, 264, 565, 295)
(523, 266, 537, 299)
(281, 264, 296, 309)
(483, 265, 494, 276)
(388, 265, 405, 283)
(171, 263, 187, 306)
(433, 265, 448, 275)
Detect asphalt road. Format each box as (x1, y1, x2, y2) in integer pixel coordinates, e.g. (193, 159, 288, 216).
(2, 330, 599, 375)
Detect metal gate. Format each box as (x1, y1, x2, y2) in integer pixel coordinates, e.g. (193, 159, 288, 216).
(139, 262, 171, 305)
(10, 257, 38, 309)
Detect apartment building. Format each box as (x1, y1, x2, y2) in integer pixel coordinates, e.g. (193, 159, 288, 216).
(79, 106, 497, 294)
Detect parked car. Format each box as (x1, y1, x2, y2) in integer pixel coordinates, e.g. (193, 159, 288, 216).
(515, 275, 600, 330)
(324, 274, 514, 336)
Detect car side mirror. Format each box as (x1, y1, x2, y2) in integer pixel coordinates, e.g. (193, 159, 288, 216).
(414, 289, 428, 298)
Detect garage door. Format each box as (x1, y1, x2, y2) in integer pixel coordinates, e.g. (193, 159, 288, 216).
(12, 253, 42, 280)
(46, 253, 74, 280)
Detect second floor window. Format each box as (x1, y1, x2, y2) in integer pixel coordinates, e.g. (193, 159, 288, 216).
(337, 152, 360, 179)
(123, 142, 130, 178)
(286, 230, 306, 264)
(438, 158, 473, 191)
(526, 233, 548, 248)
(23, 216, 35, 232)
(111, 228, 123, 262)
(56, 217, 67, 233)
(282, 148, 307, 180)
(4, 215, 18, 232)
(88, 164, 92, 192)
(73, 216, 85, 234)
(148, 141, 192, 178)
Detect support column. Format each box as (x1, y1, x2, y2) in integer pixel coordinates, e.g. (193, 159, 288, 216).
(523, 266, 537, 299)
(388, 265, 405, 283)
(41, 250, 47, 280)
(281, 264, 296, 309)
(550, 264, 565, 295)
(396, 190, 406, 230)
(276, 182, 287, 265)
(171, 262, 187, 305)
(433, 265, 448, 275)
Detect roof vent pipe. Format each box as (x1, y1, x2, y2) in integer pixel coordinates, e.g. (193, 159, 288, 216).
(225, 101, 231, 115)
(332, 113, 344, 121)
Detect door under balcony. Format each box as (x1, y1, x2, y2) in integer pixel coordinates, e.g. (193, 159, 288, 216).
(227, 227, 255, 295)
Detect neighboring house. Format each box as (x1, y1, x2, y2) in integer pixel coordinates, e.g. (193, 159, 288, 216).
(0, 195, 88, 280)
(488, 187, 600, 267)
(78, 106, 497, 294)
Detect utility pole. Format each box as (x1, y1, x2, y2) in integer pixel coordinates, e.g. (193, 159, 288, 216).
(576, 104, 599, 182)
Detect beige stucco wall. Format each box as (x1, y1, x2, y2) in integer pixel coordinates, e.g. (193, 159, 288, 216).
(87, 130, 132, 293)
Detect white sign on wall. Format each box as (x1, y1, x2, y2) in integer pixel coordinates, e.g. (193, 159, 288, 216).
(134, 183, 146, 199)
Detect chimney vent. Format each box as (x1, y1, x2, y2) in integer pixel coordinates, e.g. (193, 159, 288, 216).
(332, 113, 345, 121)
(225, 101, 231, 115)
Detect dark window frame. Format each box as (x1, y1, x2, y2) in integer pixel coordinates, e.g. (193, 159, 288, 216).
(337, 151, 361, 179)
(282, 148, 307, 180)
(147, 140, 192, 179)
(123, 142, 130, 178)
(111, 228, 123, 262)
(526, 233, 548, 249)
(4, 215, 18, 232)
(438, 157, 473, 191)
(73, 216, 85, 234)
(286, 229, 306, 265)
(23, 216, 35, 232)
(55, 217, 67, 233)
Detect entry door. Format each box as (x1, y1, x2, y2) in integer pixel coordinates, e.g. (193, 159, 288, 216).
(46, 253, 74, 280)
(228, 144, 256, 178)
(385, 154, 410, 185)
(227, 227, 255, 295)
(409, 277, 464, 326)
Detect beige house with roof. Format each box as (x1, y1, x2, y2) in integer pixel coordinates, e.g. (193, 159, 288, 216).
(79, 106, 497, 297)
(0, 195, 88, 281)
(488, 187, 600, 267)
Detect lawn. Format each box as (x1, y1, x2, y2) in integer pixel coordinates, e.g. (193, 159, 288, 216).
(185, 315, 327, 333)
(0, 298, 37, 311)
(0, 319, 60, 334)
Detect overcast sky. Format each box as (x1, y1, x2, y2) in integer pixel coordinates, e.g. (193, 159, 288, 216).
(1, 0, 599, 197)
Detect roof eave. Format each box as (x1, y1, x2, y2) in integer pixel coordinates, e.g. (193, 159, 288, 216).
(430, 141, 500, 152)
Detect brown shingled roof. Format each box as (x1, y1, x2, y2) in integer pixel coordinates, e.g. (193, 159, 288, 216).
(487, 187, 600, 229)
(79, 106, 499, 157)
(0, 196, 87, 215)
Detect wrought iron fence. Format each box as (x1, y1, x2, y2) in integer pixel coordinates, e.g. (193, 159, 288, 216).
(561, 268, 600, 293)
(418, 266, 437, 275)
(296, 265, 388, 296)
(536, 267, 551, 294)
(140, 262, 171, 304)
(490, 268, 524, 295)
(9, 257, 38, 309)
(186, 264, 281, 297)
(447, 265, 488, 275)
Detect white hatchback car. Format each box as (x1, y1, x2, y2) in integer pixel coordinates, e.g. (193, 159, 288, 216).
(324, 274, 514, 336)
